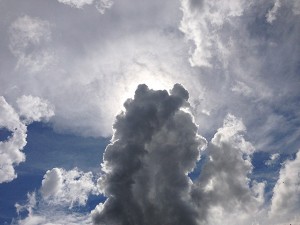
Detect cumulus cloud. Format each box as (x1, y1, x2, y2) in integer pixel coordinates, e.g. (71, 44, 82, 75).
(41, 167, 98, 208)
(9, 15, 54, 73)
(14, 168, 98, 225)
(269, 151, 300, 223)
(179, 0, 300, 153)
(91, 84, 269, 225)
(14, 192, 93, 225)
(17, 95, 55, 124)
(10, 84, 299, 225)
(92, 84, 207, 225)
(0, 95, 54, 183)
(180, 0, 247, 67)
(0, 96, 27, 183)
(191, 114, 264, 224)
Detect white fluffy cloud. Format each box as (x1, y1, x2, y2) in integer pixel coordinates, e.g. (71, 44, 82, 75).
(269, 151, 300, 223)
(192, 114, 265, 224)
(9, 15, 54, 73)
(41, 167, 98, 207)
(14, 192, 93, 225)
(16, 95, 55, 125)
(14, 168, 98, 225)
(179, 0, 300, 153)
(180, 0, 248, 67)
(0, 96, 27, 183)
(0, 95, 54, 183)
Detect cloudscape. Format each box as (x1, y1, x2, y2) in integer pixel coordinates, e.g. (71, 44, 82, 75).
(0, 0, 299, 224)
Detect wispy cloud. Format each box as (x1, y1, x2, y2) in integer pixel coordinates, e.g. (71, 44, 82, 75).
(9, 15, 55, 73)
(56, 0, 113, 14)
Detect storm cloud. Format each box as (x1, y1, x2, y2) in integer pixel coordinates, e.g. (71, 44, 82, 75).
(92, 84, 207, 225)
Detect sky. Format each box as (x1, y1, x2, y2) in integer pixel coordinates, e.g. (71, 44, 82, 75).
(0, 0, 299, 224)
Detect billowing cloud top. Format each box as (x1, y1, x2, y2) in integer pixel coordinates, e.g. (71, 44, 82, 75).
(92, 84, 207, 225)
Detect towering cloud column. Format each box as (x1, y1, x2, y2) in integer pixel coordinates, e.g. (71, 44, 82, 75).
(92, 84, 207, 225)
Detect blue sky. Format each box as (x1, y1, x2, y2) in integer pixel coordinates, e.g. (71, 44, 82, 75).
(0, 122, 108, 224)
(0, 0, 300, 224)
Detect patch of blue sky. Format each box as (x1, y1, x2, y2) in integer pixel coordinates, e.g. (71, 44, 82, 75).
(23, 122, 110, 172)
(0, 122, 110, 224)
(0, 172, 43, 224)
(250, 151, 296, 203)
(188, 154, 207, 181)
(0, 127, 13, 142)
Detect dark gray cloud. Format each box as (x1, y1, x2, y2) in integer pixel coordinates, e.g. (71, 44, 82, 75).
(92, 84, 206, 225)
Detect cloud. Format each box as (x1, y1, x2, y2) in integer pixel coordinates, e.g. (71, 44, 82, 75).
(0, 95, 54, 183)
(2, 6, 197, 138)
(14, 168, 98, 225)
(14, 192, 93, 225)
(265, 153, 280, 166)
(91, 85, 267, 225)
(95, 0, 113, 14)
(179, 0, 247, 67)
(0, 96, 27, 183)
(92, 84, 207, 225)
(16, 95, 55, 124)
(9, 84, 300, 224)
(56, 0, 113, 13)
(40, 167, 98, 208)
(191, 114, 264, 224)
(57, 0, 94, 8)
(179, 0, 300, 153)
(269, 151, 300, 223)
(266, 0, 282, 24)
(266, 0, 300, 23)
(9, 15, 54, 73)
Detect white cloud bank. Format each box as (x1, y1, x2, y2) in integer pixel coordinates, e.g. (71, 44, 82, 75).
(0, 95, 54, 183)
